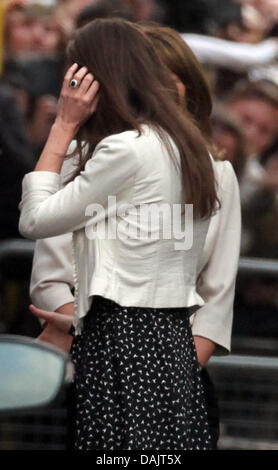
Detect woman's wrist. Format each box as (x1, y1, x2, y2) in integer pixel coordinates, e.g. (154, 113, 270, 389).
(193, 335, 216, 369)
(53, 117, 79, 138)
(41, 322, 71, 337)
(34, 121, 76, 172)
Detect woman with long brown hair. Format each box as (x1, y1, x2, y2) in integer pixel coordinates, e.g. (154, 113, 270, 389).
(19, 18, 241, 450)
(142, 25, 242, 449)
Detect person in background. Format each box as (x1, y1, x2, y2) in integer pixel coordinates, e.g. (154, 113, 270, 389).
(1, 71, 58, 160)
(211, 105, 248, 182)
(2, 2, 66, 160)
(223, 78, 278, 334)
(161, 0, 211, 34)
(73, 0, 163, 30)
(223, 80, 278, 208)
(240, 0, 278, 37)
(223, 79, 278, 259)
(75, 0, 134, 28)
(178, 0, 278, 97)
(125, 0, 165, 23)
(0, 82, 33, 239)
(211, 105, 250, 255)
(224, 79, 278, 248)
(55, 0, 134, 35)
(4, 3, 66, 58)
(4, 3, 67, 97)
(27, 94, 58, 159)
(0, 80, 41, 338)
(207, 0, 265, 44)
(226, 80, 278, 160)
(182, 33, 278, 75)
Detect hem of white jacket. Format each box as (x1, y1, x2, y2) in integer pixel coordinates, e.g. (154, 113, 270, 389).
(72, 286, 206, 337)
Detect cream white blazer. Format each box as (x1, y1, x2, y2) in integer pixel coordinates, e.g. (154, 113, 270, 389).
(19, 125, 241, 347)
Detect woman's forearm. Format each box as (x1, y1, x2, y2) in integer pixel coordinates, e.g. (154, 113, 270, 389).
(34, 121, 77, 173)
(193, 335, 216, 368)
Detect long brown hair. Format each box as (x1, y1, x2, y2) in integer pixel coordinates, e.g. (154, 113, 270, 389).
(67, 18, 220, 219)
(141, 24, 213, 140)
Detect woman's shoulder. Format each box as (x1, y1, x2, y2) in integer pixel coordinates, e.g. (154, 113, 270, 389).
(213, 158, 238, 183)
(97, 124, 159, 146)
(212, 159, 240, 208)
(93, 124, 164, 161)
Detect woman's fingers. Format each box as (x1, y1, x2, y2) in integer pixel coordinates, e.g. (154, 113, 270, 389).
(64, 65, 92, 91)
(87, 79, 100, 102)
(76, 74, 100, 113)
(29, 304, 57, 322)
(29, 305, 73, 334)
(63, 63, 79, 85)
(73, 66, 90, 86)
(78, 73, 95, 94)
(63, 64, 99, 103)
(90, 94, 100, 114)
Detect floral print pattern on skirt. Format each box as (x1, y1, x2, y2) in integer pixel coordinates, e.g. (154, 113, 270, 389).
(70, 295, 212, 450)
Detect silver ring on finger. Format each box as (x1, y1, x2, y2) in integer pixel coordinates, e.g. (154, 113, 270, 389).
(69, 78, 80, 88)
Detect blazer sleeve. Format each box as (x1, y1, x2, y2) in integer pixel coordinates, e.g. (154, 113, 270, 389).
(192, 161, 242, 355)
(29, 142, 80, 313)
(30, 233, 75, 313)
(19, 133, 139, 239)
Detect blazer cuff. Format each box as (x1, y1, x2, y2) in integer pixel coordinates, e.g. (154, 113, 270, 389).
(31, 285, 75, 314)
(20, 171, 61, 201)
(192, 323, 231, 356)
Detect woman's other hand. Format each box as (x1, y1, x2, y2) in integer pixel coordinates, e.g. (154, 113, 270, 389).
(193, 335, 216, 369)
(30, 304, 73, 333)
(30, 304, 74, 353)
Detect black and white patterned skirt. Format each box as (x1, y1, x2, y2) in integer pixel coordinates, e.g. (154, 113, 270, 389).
(70, 295, 212, 450)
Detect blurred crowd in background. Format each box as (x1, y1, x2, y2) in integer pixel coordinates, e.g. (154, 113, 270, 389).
(0, 0, 278, 339)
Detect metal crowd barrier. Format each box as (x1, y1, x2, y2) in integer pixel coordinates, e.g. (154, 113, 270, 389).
(0, 406, 68, 451)
(239, 257, 278, 277)
(0, 239, 35, 262)
(207, 355, 278, 450)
